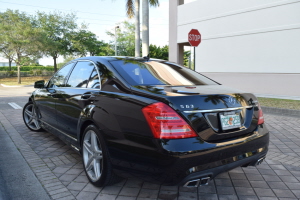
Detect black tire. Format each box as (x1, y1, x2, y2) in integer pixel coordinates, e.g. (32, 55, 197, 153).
(23, 102, 43, 132)
(82, 124, 121, 187)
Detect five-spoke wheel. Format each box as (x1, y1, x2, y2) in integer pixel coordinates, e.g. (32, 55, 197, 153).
(23, 102, 43, 131)
(82, 125, 121, 186)
(83, 129, 103, 182)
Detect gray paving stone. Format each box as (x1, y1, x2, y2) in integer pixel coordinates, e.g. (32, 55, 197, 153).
(119, 187, 140, 197)
(138, 189, 159, 199)
(178, 191, 198, 199)
(267, 181, 288, 189)
(262, 175, 282, 182)
(67, 182, 87, 191)
(198, 185, 217, 194)
(101, 186, 122, 195)
(218, 194, 239, 200)
(198, 193, 218, 200)
(272, 189, 296, 198)
(253, 188, 276, 197)
(238, 196, 258, 200)
(235, 187, 256, 196)
(216, 186, 236, 195)
(279, 175, 299, 183)
(95, 193, 117, 200)
(142, 182, 160, 190)
(232, 179, 251, 187)
(291, 190, 300, 198)
(76, 191, 98, 200)
(158, 190, 178, 200)
(82, 183, 101, 192)
(116, 196, 136, 200)
(215, 178, 233, 186)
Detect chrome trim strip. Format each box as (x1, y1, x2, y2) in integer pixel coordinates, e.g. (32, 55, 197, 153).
(183, 106, 253, 113)
(40, 120, 78, 141)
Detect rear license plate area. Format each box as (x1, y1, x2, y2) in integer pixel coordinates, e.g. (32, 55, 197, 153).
(220, 111, 241, 130)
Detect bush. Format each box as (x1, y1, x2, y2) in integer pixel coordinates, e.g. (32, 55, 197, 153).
(0, 66, 54, 72)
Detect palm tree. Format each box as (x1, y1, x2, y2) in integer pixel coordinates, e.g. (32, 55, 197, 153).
(124, 0, 159, 57)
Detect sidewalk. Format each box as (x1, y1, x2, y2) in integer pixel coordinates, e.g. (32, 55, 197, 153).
(0, 107, 299, 200)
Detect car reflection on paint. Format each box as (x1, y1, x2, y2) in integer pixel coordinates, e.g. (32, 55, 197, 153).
(23, 56, 269, 187)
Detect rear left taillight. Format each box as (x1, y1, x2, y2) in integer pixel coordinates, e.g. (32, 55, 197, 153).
(142, 102, 197, 139)
(258, 103, 264, 125)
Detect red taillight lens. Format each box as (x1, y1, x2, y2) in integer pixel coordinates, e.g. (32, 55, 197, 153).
(258, 104, 264, 125)
(142, 102, 197, 139)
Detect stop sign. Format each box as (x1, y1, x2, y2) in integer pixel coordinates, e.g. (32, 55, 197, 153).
(188, 29, 201, 47)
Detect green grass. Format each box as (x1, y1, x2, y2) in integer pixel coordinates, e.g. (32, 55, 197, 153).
(258, 97, 300, 110)
(0, 76, 51, 86)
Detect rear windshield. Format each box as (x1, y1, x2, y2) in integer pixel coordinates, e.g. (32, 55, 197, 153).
(110, 60, 218, 86)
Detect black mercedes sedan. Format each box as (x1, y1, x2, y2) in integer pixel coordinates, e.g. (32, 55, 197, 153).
(23, 56, 269, 187)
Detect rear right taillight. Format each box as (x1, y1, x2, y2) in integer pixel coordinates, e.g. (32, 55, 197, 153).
(142, 102, 197, 139)
(257, 103, 264, 125)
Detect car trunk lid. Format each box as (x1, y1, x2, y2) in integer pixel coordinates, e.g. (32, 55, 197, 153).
(132, 85, 261, 142)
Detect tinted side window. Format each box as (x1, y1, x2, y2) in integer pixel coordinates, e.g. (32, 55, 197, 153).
(87, 68, 100, 89)
(67, 61, 94, 88)
(48, 63, 75, 87)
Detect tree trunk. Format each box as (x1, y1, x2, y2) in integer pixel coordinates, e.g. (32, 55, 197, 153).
(53, 56, 57, 72)
(135, 0, 141, 57)
(8, 58, 12, 71)
(142, 0, 149, 57)
(17, 65, 21, 84)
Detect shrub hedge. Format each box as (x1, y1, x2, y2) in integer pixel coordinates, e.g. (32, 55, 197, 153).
(0, 66, 54, 71)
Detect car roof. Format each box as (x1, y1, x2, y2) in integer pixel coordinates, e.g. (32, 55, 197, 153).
(75, 56, 165, 63)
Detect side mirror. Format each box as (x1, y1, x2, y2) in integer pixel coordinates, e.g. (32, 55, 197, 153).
(34, 80, 45, 88)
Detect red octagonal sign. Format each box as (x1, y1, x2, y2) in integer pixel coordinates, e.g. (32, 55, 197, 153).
(188, 29, 201, 47)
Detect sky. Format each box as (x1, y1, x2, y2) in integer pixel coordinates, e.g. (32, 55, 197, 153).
(0, 0, 170, 65)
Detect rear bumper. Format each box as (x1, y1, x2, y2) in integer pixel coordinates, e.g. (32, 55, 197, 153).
(110, 125, 269, 186)
(178, 150, 267, 187)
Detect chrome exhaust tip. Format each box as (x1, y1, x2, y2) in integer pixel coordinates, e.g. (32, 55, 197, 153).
(255, 156, 266, 166)
(183, 177, 210, 187)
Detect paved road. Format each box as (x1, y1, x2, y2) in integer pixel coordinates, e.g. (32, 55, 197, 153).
(0, 86, 299, 200)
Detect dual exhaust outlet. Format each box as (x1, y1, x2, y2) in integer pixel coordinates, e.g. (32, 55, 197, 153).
(183, 177, 210, 187)
(184, 156, 266, 187)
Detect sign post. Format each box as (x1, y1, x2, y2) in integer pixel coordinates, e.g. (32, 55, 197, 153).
(188, 29, 201, 70)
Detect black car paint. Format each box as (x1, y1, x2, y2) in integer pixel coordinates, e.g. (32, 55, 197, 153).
(28, 56, 269, 185)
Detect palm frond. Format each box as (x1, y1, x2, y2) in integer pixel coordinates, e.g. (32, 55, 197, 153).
(149, 0, 159, 7)
(126, 0, 135, 18)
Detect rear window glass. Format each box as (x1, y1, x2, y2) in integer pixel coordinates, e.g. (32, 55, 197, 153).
(110, 60, 217, 86)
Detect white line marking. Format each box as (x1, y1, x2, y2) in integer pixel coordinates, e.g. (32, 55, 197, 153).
(8, 102, 22, 109)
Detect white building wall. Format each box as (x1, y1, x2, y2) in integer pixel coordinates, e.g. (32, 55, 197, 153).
(173, 0, 300, 73)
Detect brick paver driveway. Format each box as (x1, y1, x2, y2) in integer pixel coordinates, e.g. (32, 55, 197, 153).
(1, 105, 299, 200)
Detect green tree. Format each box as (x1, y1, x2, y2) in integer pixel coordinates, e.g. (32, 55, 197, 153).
(0, 9, 44, 84)
(0, 42, 15, 70)
(36, 11, 78, 72)
(149, 44, 168, 60)
(106, 21, 135, 56)
(70, 30, 111, 57)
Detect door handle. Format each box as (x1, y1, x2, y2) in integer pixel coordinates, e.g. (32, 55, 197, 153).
(81, 94, 95, 100)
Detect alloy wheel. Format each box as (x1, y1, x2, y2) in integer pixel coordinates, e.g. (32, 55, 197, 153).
(83, 130, 103, 182)
(23, 103, 42, 131)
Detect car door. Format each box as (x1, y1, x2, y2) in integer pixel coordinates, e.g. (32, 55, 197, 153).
(34, 62, 75, 128)
(54, 61, 98, 140)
